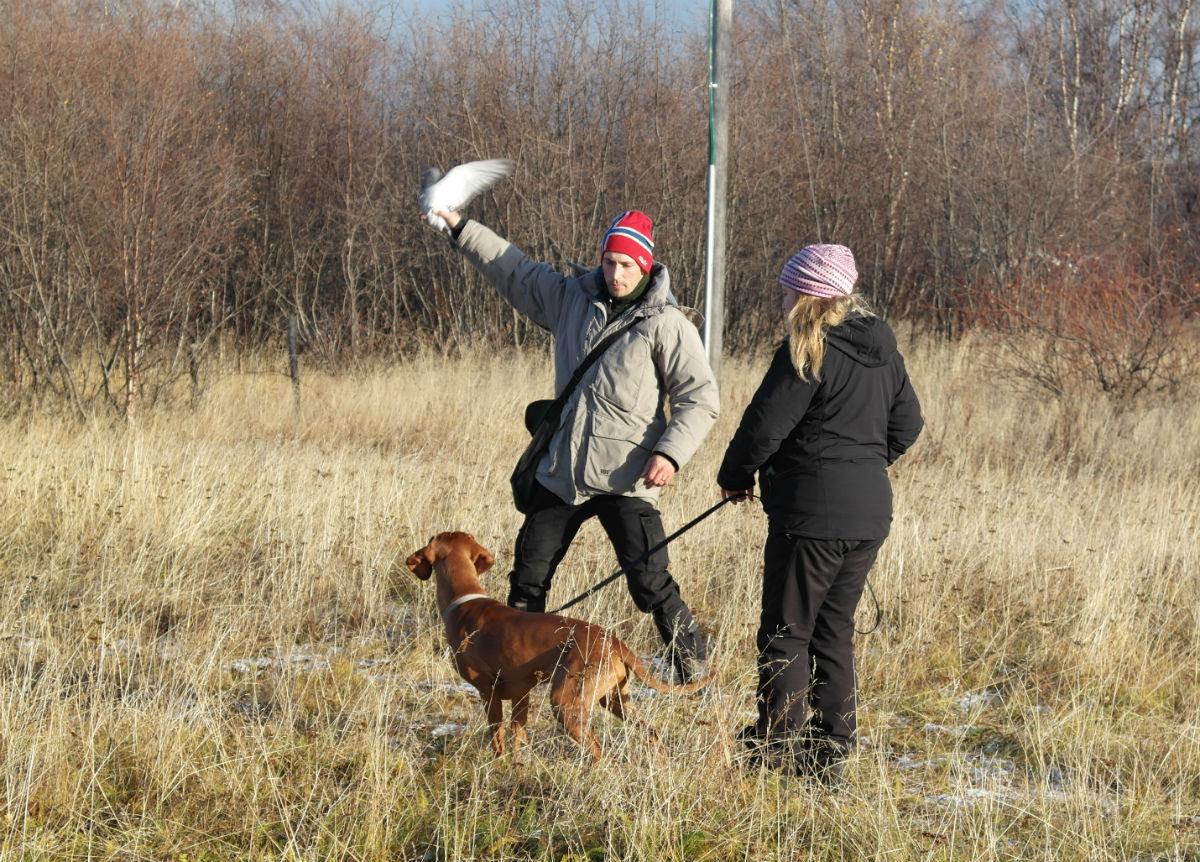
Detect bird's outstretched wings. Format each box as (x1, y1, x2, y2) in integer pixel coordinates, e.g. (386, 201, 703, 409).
(420, 158, 514, 231)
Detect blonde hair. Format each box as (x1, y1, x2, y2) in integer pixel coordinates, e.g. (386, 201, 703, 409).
(786, 293, 873, 381)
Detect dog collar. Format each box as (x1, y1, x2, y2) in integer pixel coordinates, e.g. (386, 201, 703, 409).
(442, 593, 489, 621)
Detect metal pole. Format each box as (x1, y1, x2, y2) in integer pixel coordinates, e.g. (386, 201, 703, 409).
(287, 315, 300, 410)
(703, 0, 731, 382)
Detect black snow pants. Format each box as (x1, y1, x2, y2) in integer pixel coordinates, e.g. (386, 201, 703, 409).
(507, 481, 698, 648)
(755, 529, 884, 748)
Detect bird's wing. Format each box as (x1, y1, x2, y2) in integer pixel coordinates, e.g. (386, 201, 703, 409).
(418, 167, 443, 214)
(427, 158, 514, 211)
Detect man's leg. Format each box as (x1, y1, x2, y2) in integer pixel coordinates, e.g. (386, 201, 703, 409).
(594, 496, 707, 682)
(806, 537, 883, 748)
(507, 482, 589, 613)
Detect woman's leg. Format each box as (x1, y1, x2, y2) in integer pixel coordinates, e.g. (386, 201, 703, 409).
(752, 534, 881, 778)
(755, 533, 848, 740)
(756, 531, 803, 738)
(806, 537, 884, 747)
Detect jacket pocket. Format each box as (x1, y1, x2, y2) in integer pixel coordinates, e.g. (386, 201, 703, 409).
(637, 511, 670, 570)
(581, 432, 651, 494)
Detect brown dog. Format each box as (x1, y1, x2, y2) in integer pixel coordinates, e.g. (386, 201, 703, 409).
(405, 530, 712, 759)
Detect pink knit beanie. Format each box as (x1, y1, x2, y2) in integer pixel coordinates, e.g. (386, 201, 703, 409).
(779, 244, 858, 298)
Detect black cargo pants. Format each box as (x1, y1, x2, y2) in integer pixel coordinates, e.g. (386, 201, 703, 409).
(508, 482, 694, 642)
(755, 530, 884, 748)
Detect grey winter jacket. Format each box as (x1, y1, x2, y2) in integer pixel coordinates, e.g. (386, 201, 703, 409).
(453, 219, 719, 505)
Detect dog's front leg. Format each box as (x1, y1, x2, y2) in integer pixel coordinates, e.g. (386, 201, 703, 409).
(484, 690, 506, 756)
(510, 692, 532, 751)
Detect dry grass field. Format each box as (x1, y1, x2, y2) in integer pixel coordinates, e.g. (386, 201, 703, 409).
(0, 334, 1197, 861)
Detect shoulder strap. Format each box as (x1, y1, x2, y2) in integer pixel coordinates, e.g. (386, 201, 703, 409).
(531, 315, 642, 436)
(568, 316, 641, 393)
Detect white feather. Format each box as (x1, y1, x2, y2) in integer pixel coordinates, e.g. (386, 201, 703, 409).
(420, 158, 514, 232)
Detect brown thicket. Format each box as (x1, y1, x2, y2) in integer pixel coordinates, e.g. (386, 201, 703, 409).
(1, 0, 1197, 415)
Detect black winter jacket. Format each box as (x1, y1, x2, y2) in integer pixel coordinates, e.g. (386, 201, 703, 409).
(717, 314, 923, 540)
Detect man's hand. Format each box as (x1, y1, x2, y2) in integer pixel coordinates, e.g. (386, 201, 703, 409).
(421, 208, 461, 230)
(721, 486, 754, 503)
(641, 454, 677, 488)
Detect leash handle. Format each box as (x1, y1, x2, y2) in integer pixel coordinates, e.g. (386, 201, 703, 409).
(856, 574, 882, 635)
(548, 491, 752, 614)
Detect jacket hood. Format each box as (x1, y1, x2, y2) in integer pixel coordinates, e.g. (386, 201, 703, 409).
(825, 314, 896, 367)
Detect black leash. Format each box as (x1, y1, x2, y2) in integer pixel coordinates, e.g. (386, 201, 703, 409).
(548, 492, 751, 614)
(858, 575, 882, 635)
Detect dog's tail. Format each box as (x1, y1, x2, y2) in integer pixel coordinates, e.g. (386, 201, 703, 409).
(615, 641, 715, 694)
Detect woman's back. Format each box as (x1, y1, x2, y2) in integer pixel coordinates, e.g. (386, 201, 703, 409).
(717, 314, 922, 540)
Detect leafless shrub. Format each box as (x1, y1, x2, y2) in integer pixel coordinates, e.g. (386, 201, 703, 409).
(974, 256, 1200, 405)
(1, 0, 1199, 409)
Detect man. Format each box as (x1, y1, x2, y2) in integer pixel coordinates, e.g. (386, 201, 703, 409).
(425, 206, 720, 681)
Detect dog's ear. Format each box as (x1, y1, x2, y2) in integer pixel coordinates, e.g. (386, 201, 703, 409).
(472, 542, 495, 575)
(405, 543, 436, 580)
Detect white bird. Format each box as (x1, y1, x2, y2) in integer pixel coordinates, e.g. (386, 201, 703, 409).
(419, 158, 514, 232)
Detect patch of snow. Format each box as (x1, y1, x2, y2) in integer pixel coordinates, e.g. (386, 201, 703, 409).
(429, 723, 468, 738)
(643, 654, 679, 683)
(955, 688, 1003, 712)
(923, 722, 979, 735)
(228, 657, 276, 674)
(413, 680, 479, 697)
(965, 754, 1016, 779)
(354, 657, 393, 669)
(226, 652, 395, 676)
(924, 787, 1019, 809)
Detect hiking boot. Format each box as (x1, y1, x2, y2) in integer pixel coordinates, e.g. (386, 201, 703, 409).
(507, 594, 545, 614)
(735, 724, 779, 770)
(653, 605, 709, 685)
(781, 736, 849, 785)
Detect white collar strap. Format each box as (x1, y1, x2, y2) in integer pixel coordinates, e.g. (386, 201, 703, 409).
(442, 593, 489, 621)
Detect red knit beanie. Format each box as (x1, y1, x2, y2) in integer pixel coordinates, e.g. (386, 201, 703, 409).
(601, 210, 655, 273)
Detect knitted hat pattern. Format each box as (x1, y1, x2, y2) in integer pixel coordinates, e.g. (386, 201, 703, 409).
(601, 210, 655, 273)
(779, 244, 858, 298)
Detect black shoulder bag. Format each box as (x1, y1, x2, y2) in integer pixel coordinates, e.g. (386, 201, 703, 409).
(511, 316, 642, 514)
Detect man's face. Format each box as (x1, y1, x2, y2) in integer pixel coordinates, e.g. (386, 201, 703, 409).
(602, 251, 643, 298)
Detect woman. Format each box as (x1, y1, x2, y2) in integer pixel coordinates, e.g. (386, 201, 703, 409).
(717, 244, 923, 778)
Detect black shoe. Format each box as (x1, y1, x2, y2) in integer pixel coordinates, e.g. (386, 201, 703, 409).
(781, 737, 849, 785)
(654, 605, 709, 685)
(735, 724, 777, 769)
(507, 596, 545, 614)
(670, 645, 709, 686)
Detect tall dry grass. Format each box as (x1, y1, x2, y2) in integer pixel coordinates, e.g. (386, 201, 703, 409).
(0, 335, 1197, 860)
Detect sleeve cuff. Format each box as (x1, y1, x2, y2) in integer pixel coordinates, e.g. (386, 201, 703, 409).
(717, 469, 754, 490)
(654, 451, 680, 471)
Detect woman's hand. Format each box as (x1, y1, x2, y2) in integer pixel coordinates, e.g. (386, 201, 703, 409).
(721, 486, 754, 503)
